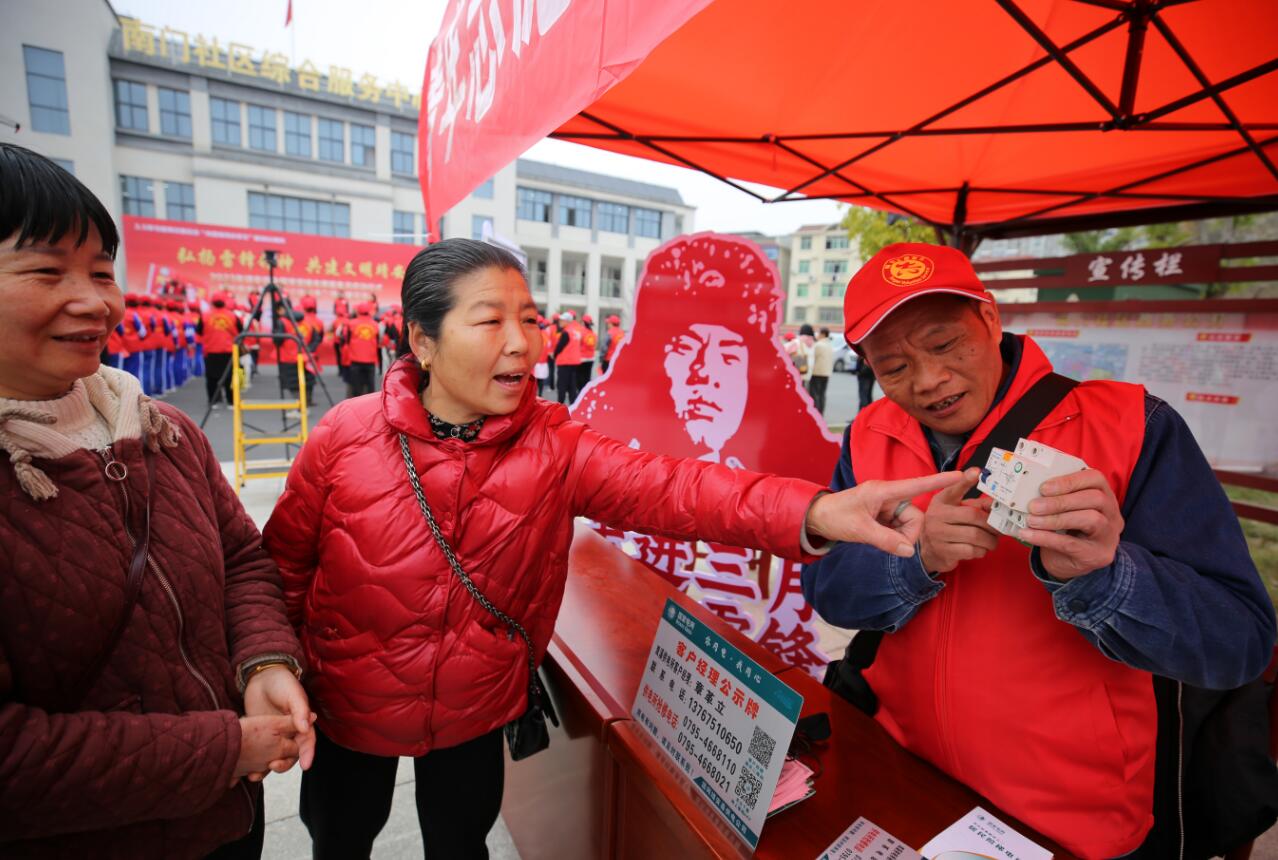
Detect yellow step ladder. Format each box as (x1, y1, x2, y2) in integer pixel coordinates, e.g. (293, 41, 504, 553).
(231, 344, 309, 492)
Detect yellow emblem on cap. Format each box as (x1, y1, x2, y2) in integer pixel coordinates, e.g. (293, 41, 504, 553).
(882, 253, 935, 287)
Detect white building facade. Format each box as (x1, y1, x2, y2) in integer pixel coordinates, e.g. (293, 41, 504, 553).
(786, 223, 862, 330)
(1, 0, 692, 325)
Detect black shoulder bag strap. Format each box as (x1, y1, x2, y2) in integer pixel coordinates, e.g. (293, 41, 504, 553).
(825, 372, 1078, 715)
(73, 448, 155, 709)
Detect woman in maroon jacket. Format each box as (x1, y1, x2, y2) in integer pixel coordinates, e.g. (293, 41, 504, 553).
(264, 239, 958, 859)
(0, 144, 314, 858)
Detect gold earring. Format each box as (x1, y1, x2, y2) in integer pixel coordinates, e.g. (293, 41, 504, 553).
(420, 358, 430, 371)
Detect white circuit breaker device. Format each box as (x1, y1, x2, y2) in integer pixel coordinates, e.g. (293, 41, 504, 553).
(977, 437, 1088, 540)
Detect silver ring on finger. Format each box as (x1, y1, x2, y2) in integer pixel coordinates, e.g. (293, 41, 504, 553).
(891, 499, 911, 525)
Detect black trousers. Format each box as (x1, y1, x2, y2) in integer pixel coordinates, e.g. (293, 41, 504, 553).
(205, 352, 234, 405)
(347, 362, 377, 398)
(577, 362, 594, 392)
(808, 374, 829, 415)
(857, 374, 875, 410)
(556, 363, 581, 404)
(300, 727, 504, 860)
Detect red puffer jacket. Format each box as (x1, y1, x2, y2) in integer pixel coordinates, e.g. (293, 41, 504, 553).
(0, 403, 303, 859)
(264, 359, 823, 757)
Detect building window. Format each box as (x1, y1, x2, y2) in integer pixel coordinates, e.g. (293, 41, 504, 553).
(391, 131, 415, 175)
(248, 191, 349, 237)
(318, 118, 345, 163)
(826, 234, 850, 249)
(818, 307, 843, 324)
(393, 210, 416, 244)
(114, 80, 148, 131)
(797, 260, 811, 274)
(559, 195, 591, 228)
(248, 105, 277, 151)
(23, 46, 70, 135)
(52, 158, 74, 175)
(471, 215, 494, 240)
(473, 177, 495, 199)
(158, 88, 191, 138)
(796, 284, 809, 298)
(210, 97, 240, 146)
(823, 260, 847, 275)
(165, 182, 195, 221)
(528, 256, 548, 292)
(821, 282, 842, 298)
(120, 175, 154, 217)
(284, 111, 312, 157)
(634, 207, 661, 238)
(764, 246, 779, 260)
(799, 236, 812, 250)
(601, 262, 623, 298)
(791, 306, 808, 323)
(597, 202, 629, 234)
(350, 123, 374, 167)
(516, 187, 553, 222)
(561, 264, 587, 295)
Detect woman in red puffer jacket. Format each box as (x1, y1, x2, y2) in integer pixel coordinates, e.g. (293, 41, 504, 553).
(263, 239, 958, 859)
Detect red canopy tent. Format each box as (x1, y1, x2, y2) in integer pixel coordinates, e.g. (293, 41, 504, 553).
(418, 0, 1278, 248)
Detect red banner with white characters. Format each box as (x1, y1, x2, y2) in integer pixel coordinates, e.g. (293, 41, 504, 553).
(418, 0, 711, 237)
(121, 216, 418, 363)
(572, 233, 843, 676)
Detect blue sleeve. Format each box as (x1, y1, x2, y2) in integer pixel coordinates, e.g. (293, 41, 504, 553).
(801, 425, 944, 631)
(1031, 395, 1276, 689)
(132, 313, 147, 339)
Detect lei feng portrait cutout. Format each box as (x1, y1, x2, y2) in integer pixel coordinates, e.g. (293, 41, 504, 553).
(572, 233, 843, 675)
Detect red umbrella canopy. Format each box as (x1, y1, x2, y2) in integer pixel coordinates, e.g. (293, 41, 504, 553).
(419, 0, 1278, 241)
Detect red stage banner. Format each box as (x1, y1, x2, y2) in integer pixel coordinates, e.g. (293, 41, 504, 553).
(572, 233, 842, 676)
(418, 0, 712, 237)
(121, 216, 417, 313)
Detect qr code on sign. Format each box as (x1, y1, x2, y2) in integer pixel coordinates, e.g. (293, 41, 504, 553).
(734, 768, 762, 809)
(748, 725, 775, 769)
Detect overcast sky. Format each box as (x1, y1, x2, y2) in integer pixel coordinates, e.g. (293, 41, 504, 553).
(113, 0, 846, 236)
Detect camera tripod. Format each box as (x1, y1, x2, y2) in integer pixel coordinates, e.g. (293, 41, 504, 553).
(198, 251, 335, 433)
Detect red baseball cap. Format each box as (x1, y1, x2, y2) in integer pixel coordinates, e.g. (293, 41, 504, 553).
(843, 242, 991, 344)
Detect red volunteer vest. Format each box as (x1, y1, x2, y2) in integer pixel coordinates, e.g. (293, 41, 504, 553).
(582, 328, 598, 356)
(345, 316, 380, 364)
(853, 337, 1153, 860)
(202, 309, 237, 354)
(121, 310, 146, 353)
(605, 325, 624, 361)
(556, 324, 583, 366)
(140, 309, 164, 350)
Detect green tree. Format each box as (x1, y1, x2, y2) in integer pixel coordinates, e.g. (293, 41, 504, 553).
(1060, 228, 1137, 254)
(841, 207, 937, 258)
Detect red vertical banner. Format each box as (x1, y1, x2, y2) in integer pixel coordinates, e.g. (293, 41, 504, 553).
(418, 0, 712, 236)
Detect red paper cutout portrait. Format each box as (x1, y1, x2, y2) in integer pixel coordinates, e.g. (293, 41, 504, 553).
(572, 233, 842, 675)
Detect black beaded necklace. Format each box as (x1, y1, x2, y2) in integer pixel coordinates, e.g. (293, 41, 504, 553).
(427, 412, 486, 442)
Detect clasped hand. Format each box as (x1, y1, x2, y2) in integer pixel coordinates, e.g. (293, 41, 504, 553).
(234, 665, 316, 787)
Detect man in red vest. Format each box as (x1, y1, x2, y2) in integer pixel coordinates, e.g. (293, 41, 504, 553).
(579, 313, 598, 389)
(553, 310, 584, 405)
(331, 299, 352, 384)
(601, 313, 624, 374)
(198, 291, 242, 407)
(138, 295, 164, 396)
(119, 293, 149, 383)
(185, 300, 204, 377)
(340, 302, 381, 398)
(801, 243, 1274, 859)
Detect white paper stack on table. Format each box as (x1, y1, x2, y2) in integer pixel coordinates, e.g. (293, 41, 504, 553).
(977, 437, 1088, 542)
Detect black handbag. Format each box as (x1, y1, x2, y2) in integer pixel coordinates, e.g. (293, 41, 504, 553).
(397, 433, 560, 760)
